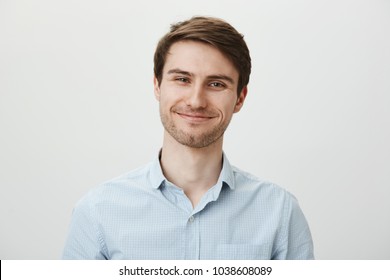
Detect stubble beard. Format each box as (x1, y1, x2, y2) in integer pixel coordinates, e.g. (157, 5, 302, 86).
(160, 109, 231, 149)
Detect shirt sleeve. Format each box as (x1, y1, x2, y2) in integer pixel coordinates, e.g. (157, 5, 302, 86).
(273, 193, 315, 260)
(62, 195, 108, 259)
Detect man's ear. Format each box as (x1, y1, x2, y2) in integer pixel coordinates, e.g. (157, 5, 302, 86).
(153, 76, 161, 101)
(233, 86, 248, 113)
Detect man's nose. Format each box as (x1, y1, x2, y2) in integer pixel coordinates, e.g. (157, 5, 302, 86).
(185, 84, 207, 108)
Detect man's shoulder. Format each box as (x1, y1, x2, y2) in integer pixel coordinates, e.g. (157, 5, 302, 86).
(230, 165, 294, 199)
(228, 165, 302, 216)
(77, 162, 155, 206)
(101, 162, 153, 188)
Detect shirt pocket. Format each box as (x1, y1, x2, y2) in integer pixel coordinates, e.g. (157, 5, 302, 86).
(206, 243, 273, 260)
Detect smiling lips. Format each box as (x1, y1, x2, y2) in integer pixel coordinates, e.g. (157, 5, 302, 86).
(176, 111, 216, 122)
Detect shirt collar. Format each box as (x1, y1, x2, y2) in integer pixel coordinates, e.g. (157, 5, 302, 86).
(149, 150, 166, 190)
(149, 150, 236, 190)
(219, 152, 236, 190)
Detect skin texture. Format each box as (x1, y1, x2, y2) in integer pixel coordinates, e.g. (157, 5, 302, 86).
(154, 40, 247, 207)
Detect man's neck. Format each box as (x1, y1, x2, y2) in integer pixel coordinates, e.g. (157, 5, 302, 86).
(160, 133, 223, 208)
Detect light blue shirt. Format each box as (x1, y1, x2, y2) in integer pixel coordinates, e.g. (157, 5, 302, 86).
(62, 153, 314, 259)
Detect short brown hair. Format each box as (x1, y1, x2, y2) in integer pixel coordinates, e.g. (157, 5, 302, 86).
(154, 16, 251, 96)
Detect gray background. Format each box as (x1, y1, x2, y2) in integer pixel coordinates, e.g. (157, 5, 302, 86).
(1, 0, 389, 259)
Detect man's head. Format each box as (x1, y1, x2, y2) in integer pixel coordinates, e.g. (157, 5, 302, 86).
(154, 16, 251, 96)
(153, 17, 251, 149)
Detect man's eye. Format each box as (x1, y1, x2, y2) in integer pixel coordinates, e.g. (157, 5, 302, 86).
(176, 77, 189, 83)
(209, 82, 225, 88)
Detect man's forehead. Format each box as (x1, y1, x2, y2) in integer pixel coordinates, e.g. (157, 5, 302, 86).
(163, 41, 239, 80)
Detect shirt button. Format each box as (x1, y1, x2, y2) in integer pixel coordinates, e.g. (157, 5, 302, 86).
(188, 216, 195, 223)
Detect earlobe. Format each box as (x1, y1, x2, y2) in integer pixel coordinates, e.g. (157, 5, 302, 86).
(234, 86, 248, 113)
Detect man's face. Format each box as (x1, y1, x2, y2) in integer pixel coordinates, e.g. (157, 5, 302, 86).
(154, 40, 247, 149)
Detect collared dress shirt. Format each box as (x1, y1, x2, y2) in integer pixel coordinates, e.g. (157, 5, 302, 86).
(62, 154, 314, 259)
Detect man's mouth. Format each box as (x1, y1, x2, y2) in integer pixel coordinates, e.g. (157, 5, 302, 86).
(176, 112, 215, 122)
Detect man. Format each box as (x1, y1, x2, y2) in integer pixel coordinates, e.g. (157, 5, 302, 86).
(62, 16, 314, 259)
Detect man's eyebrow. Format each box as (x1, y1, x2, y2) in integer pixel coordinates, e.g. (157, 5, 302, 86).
(167, 68, 192, 76)
(167, 68, 235, 84)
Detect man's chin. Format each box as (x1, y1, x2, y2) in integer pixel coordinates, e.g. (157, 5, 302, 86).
(174, 131, 223, 149)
